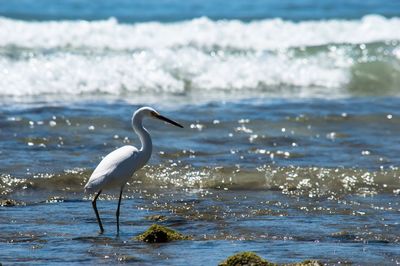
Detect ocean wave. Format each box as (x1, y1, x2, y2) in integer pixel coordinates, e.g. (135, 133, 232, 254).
(0, 15, 399, 50)
(0, 47, 350, 97)
(0, 15, 399, 99)
(0, 43, 399, 98)
(1, 165, 399, 198)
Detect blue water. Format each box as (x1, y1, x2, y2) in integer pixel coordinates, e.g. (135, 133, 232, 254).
(1, 0, 400, 22)
(1, 1, 400, 265)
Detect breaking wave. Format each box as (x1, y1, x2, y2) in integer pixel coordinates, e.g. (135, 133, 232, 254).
(1, 15, 400, 50)
(0, 15, 400, 100)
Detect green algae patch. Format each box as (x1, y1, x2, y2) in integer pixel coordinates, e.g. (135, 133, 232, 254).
(283, 260, 322, 266)
(219, 252, 322, 266)
(218, 252, 276, 266)
(135, 224, 191, 243)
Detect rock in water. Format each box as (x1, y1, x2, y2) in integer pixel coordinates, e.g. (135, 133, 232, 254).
(219, 252, 322, 266)
(145, 215, 167, 221)
(218, 252, 276, 266)
(284, 260, 322, 266)
(0, 199, 18, 207)
(135, 224, 190, 243)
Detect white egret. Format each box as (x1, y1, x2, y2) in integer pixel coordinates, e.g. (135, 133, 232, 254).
(84, 106, 183, 234)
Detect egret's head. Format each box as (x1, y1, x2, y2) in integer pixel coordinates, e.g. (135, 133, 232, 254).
(134, 106, 157, 117)
(134, 106, 183, 128)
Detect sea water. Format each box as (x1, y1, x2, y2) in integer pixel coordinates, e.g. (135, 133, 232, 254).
(0, 1, 399, 265)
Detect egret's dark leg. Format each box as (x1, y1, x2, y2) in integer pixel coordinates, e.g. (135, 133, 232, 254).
(116, 187, 124, 235)
(92, 190, 104, 234)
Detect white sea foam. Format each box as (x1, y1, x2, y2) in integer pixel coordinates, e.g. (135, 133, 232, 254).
(0, 15, 399, 50)
(0, 15, 399, 99)
(0, 47, 349, 97)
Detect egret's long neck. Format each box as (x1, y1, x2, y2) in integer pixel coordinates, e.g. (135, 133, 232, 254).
(132, 116, 152, 155)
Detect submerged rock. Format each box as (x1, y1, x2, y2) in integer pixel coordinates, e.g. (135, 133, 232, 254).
(0, 199, 18, 207)
(218, 251, 275, 266)
(330, 230, 357, 241)
(45, 196, 65, 203)
(284, 260, 322, 266)
(117, 255, 141, 263)
(145, 215, 168, 221)
(219, 252, 322, 266)
(136, 224, 190, 243)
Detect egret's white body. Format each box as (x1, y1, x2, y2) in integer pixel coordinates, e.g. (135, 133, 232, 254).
(85, 145, 141, 192)
(84, 106, 183, 234)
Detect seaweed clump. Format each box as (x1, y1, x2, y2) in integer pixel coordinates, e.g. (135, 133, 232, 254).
(219, 252, 275, 266)
(283, 260, 322, 266)
(219, 252, 322, 266)
(136, 224, 190, 243)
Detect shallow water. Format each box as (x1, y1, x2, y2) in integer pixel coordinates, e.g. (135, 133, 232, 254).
(0, 190, 399, 265)
(1, 0, 400, 265)
(1, 99, 400, 265)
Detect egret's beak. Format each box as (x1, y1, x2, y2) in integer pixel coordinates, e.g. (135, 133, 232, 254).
(152, 112, 184, 128)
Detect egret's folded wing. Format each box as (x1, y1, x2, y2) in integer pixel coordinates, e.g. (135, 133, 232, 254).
(85, 145, 139, 192)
